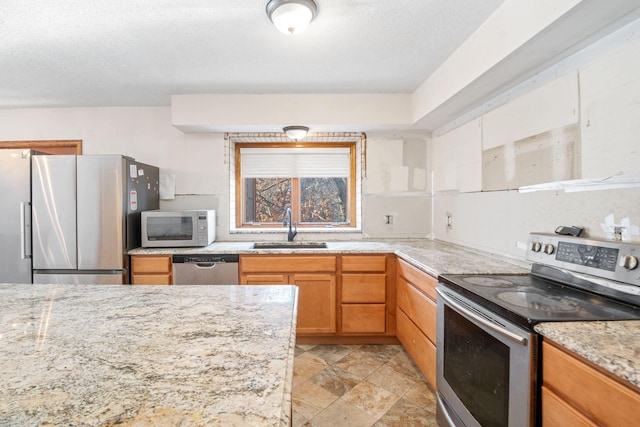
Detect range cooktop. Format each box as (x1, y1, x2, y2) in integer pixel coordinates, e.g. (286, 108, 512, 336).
(439, 273, 640, 328)
(438, 233, 640, 329)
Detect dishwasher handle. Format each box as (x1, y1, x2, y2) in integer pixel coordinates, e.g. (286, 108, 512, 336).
(193, 262, 217, 269)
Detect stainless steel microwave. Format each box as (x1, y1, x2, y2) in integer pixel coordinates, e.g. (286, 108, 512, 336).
(141, 210, 216, 247)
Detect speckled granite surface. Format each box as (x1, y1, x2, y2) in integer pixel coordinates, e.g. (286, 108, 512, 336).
(129, 239, 530, 277)
(128, 240, 640, 389)
(0, 284, 298, 426)
(535, 321, 640, 388)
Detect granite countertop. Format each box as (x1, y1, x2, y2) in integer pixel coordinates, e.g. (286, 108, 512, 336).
(129, 239, 530, 277)
(0, 284, 298, 426)
(535, 320, 640, 388)
(128, 239, 638, 391)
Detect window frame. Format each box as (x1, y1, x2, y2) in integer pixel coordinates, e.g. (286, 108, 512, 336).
(235, 141, 357, 229)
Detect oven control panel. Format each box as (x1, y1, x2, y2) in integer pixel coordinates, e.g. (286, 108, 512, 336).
(527, 233, 640, 286)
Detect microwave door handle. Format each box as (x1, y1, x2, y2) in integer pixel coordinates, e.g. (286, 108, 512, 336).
(436, 288, 528, 345)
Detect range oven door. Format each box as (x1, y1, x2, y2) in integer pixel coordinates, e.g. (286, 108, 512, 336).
(436, 285, 537, 427)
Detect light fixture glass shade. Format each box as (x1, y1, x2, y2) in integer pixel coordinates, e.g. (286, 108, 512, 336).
(267, 0, 317, 35)
(283, 126, 309, 140)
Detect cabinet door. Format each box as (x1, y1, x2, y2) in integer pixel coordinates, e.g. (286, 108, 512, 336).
(131, 255, 172, 285)
(542, 341, 640, 427)
(292, 274, 336, 334)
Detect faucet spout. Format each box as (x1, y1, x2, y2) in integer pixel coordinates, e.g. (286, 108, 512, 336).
(283, 208, 297, 241)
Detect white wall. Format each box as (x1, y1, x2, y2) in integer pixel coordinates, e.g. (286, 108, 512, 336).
(363, 136, 431, 239)
(431, 32, 640, 259)
(0, 108, 429, 241)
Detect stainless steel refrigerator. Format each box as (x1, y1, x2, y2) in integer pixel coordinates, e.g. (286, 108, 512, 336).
(0, 150, 159, 284)
(0, 149, 36, 283)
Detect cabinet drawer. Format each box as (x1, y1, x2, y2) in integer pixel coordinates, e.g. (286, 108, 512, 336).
(397, 309, 436, 389)
(541, 386, 597, 427)
(341, 255, 387, 273)
(397, 276, 437, 343)
(342, 274, 386, 303)
(543, 341, 640, 427)
(341, 304, 386, 333)
(131, 274, 172, 285)
(240, 255, 336, 273)
(241, 274, 290, 285)
(132, 255, 171, 274)
(396, 258, 437, 301)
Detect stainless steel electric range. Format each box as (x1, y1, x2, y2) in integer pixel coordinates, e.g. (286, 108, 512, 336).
(435, 233, 640, 427)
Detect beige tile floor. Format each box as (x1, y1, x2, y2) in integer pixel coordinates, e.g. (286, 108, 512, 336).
(292, 344, 438, 426)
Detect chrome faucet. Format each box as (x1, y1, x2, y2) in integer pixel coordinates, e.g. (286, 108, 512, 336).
(283, 207, 297, 241)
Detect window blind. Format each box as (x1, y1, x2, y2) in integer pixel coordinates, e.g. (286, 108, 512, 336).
(240, 147, 351, 178)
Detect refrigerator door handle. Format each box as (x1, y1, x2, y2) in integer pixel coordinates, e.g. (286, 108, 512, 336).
(20, 201, 32, 259)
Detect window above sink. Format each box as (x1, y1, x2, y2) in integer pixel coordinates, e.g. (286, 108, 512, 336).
(227, 133, 364, 235)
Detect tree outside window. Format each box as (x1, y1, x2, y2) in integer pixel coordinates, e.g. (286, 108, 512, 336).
(237, 143, 355, 228)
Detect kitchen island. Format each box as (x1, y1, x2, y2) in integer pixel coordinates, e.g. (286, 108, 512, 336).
(0, 284, 298, 426)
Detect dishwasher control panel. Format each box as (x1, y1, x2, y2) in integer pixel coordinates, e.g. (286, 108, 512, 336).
(173, 254, 239, 264)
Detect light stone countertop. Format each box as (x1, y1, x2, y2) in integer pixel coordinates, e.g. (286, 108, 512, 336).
(0, 284, 298, 426)
(129, 239, 530, 277)
(535, 320, 640, 389)
(129, 239, 639, 394)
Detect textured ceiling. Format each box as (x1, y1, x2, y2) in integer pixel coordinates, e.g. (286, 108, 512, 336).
(0, 0, 506, 108)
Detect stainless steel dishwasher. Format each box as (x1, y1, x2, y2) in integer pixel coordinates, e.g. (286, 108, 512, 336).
(172, 254, 239, 285)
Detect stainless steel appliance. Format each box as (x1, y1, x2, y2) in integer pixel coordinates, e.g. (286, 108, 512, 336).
(0, 150, 37, 283)
(0, 150, 159, 284)
(436, 233, 640, 427)
(172, 254, 239, 285)
(141, 209, 216, 247)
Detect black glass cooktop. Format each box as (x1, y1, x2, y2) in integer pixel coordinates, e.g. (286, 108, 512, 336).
(439, 273, 640, 329)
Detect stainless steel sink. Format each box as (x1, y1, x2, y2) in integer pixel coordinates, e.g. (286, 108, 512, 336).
(252, 242, 328, 249)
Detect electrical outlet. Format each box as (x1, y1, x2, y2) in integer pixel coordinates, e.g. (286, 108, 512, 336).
(446, 213, 452, 228)
(384, 214, 394, 225)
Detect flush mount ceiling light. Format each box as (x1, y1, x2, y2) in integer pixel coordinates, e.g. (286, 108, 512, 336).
(283, 125, 309, 140)
(266, 0, 318, 35)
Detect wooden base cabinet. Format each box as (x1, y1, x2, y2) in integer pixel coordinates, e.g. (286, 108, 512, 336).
(339, 255, 393, 335)
(542, 340, 640, 427)
(240, 255, 337, 335)
(130, 255, 172, 285)
(396, 258, 438, 389)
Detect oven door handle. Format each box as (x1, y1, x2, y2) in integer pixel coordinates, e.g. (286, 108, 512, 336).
(436, 288, 528, 345)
